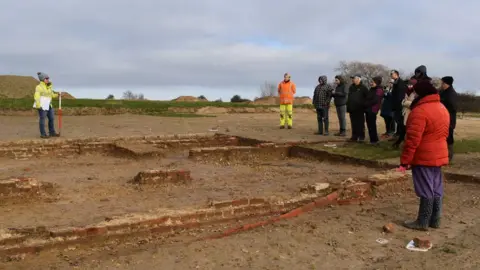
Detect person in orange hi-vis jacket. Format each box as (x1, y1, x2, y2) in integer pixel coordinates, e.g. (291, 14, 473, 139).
(278, 73, 296, 129)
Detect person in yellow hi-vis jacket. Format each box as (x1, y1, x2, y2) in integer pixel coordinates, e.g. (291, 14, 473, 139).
(34, 72, 60, 138)
(278, 73, 296, 129)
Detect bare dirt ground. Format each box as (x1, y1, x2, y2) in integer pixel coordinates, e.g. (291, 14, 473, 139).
(0, 152, 379, 229)
(2, 181, 480, 270)
(1, 112, 480, 269)
(1, 111, 479, 142)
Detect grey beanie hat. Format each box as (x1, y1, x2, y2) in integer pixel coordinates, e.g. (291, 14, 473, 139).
(37, 72, 49, 81)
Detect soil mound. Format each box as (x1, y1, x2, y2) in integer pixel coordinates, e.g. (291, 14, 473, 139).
(294, 96, 312, 105)
(59, 92, 75, 99)
(0, 75, 75, 99)
(172, 96, 209, 102)
(253, 96, 279, 105)
(0, 75, 40, 98)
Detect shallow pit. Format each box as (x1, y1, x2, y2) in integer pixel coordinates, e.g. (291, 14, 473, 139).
(0, 145, 381, 229)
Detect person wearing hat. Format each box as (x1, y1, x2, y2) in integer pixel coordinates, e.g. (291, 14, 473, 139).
(400, 80, 450, 230)
(364, 76, 384, 144)
(440, 76, 458, 162)
(34, 72, 60, 138)
(390, 70, 408, 148)
(414, 65, 432, 83)
(346, 74, 368, 142)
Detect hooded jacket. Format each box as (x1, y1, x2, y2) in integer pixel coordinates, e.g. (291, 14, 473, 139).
(400, 94, 450, 167)
(414, 65, 432, 83)
(332, 76, 347, 106)
(312, 76, 333, 108)
(34, 81, 58, 109)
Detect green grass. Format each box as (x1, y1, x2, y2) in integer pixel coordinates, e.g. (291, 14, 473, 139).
(463, 112, 480, 118)
(312, 139, 480, 161)
(0, 98, 314, 110)
(0, 98, 314, 118)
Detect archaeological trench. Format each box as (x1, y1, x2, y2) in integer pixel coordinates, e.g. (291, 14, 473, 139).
(0, 133, 479, 259)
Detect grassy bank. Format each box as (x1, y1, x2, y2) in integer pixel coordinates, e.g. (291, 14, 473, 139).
(0, 98, 314, 117)
(310, 139, 480, 161)
(0, 98, 314, 109)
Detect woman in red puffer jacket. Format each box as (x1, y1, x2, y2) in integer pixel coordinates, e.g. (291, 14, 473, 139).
(400, 81, 450, 231)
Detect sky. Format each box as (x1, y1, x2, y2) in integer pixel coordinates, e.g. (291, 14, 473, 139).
(1, 0, 479, 100)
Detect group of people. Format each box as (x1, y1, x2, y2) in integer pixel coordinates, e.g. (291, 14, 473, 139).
(278, 66, 458, 231)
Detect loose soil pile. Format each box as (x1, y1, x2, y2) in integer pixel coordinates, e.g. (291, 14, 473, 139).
(172, 96, 208, 102)
(0, 75, 75, 99)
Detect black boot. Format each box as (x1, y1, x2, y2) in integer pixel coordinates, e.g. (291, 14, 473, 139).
(429, 197, 442, 228)
(404, 197, 434, 231)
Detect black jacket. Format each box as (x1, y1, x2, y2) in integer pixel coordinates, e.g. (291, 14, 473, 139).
(391, 79, 407, 112)
(440, 86, 458, 129)
(332, 83, 347, 106)
(346, 83, 368, 113)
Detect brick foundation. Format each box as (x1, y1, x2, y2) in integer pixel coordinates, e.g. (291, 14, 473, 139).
(0, 134, 240, 160)
(0, 171, 407, 258)
(0, 177, 54, 197)
(131, 169, 192, 185)
(188, 145, 290, 163)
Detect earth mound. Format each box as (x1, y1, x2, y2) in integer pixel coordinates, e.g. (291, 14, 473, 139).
(172, 96, 209, 102)
(0, 75, 75, 99)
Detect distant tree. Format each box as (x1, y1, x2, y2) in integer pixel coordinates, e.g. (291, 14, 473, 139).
(122, 90, 145, 100)
(335, 60, 391, 86)
(106, 94, 115, 100)
(198, 95, 207, 100)
(456, 91, 479, 115)
(259, 81, 277, 97)
(230, 95, 243, 103)
(230, 95, 250, 103)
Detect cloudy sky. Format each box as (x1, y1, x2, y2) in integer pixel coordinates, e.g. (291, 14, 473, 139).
(1, 0, 478, 100)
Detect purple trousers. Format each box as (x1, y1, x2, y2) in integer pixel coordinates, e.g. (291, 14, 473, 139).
(412, 166, 443, 198)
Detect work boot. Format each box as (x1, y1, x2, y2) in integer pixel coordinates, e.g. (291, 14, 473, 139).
(280, 126, 285, 129)
(287, 126, 292, 129)
(429, 197, 442, 228)
(316, 122, 324, 135)
(404, 197, 434, 231)
(49, 133, 60, 137)
(40, 135, 49, 139)
(334, 131, 346, 137)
